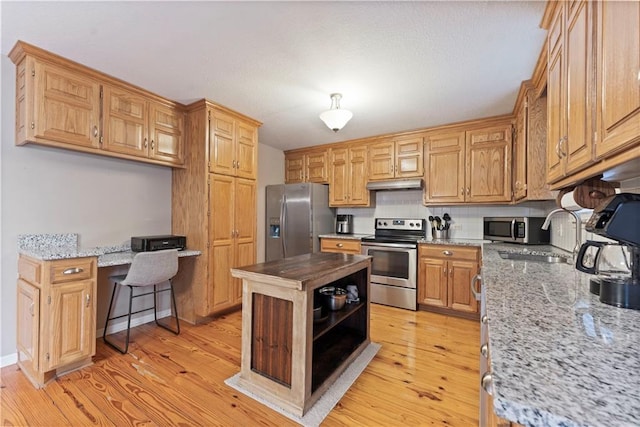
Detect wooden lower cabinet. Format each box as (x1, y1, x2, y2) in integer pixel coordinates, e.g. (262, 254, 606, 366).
(320, 237, 361, 254)
(418, 245, 480, 317)
(17, 255, 97, 388)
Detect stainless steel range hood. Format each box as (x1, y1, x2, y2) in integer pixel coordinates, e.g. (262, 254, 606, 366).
(366, 179, 423, 191)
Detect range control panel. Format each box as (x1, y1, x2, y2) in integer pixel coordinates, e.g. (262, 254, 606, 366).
(375, 218, 425, 230)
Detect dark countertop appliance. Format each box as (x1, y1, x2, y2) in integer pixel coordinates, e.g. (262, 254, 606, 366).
(578, 193, 640, 309)
(483, 216, 550, 244)
(131, 235, 186, 252)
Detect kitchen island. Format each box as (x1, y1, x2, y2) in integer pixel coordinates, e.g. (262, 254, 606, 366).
(482, 243, 640, 427)
(230, 252, 371, 417)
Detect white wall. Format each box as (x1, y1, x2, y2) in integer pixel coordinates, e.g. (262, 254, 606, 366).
(256, 144, 284, 262)
(1, 55, 173, 362)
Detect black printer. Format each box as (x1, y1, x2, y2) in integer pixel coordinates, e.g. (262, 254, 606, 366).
(131, 235, 186, 252)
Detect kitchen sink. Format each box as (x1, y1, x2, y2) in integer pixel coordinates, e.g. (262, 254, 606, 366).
(498, 251, 570, 264)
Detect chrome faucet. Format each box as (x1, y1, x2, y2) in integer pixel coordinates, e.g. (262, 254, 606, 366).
(542, 208, 582, 260)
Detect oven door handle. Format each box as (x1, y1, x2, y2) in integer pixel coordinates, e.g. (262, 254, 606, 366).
(361, 242, 418, 250)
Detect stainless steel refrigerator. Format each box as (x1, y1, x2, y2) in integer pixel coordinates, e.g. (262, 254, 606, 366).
(265, 183, 335, 262)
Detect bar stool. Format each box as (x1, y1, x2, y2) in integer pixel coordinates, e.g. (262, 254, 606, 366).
(103, 249, 180, 354)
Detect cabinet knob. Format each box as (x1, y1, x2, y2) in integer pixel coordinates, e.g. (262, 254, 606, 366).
(481, 314, 489, 324)
(144, 138, 148, 148)
(466, 187, 470, 195)
(480, 343, 489, 358)
(337, 243, 344, 248)
(233, 160, 237, 168)
(151, 140, 155, 150)
(481, 372, 493, 395)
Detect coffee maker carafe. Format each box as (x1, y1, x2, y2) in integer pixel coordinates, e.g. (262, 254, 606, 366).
(578, 193, 640, 309)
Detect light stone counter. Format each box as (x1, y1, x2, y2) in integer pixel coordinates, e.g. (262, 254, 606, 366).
(482, 243, 640, 427)
(18, 233, 201, 267)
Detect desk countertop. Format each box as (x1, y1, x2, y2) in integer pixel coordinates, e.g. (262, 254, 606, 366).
(18, 233, 201, 267)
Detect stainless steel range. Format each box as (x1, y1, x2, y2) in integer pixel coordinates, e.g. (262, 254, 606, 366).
(361, 218, 426, 310)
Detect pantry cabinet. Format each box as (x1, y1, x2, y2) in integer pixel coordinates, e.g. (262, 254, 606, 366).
(595, 1, 640, 159)
(17, 255, 97, 388)
(209, 175, 256, 311)
(9, 40, 185, 168)
(368, 135, 424, 180)
(172, 100, 261, 323)
(418, 245, 480, 317)
(284, 149, 329, 184)
(329, 144, 371, 207)
(209, 109, 257, 179)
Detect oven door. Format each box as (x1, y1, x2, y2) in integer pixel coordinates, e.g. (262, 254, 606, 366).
(361, 243, 417, 289)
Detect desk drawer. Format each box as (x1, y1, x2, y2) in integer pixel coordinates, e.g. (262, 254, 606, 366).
(419, 245, 479, 261)
(50, 258, 96, 284)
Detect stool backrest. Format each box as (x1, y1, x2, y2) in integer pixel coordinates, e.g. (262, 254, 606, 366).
(121, 249, 179, 287)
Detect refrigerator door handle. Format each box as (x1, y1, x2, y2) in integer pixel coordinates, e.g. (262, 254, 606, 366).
(281, 194, 287, 258)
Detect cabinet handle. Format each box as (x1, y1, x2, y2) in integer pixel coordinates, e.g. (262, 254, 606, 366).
(144, 138, 148, 148)
(449, 268, 453, 277)
(481, 314, 489, 324)
(515, 180, 521, 190)
(93, 126, 98, 137)
(466, 187, 470, 195)
(442, 250, 453, 256)
(151, 140, 155, 150)
(470, 274, 482, 301)
(232, 160, 237, 168)
(29, 302, 34, 316)
(443, 267, 447, 274)
(237, 161, 240, 169)
(337, 243, 344, 248)
(63, 267, 84, 275)
(85, 294, 90, 308)
(461, 187, 464, 195)
(481, 372, 493, 395)
(480, 343, 489, 358)
(559, 136, 567, 156)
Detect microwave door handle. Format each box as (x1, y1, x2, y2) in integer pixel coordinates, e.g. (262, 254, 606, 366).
(510, 219, 517, 240)
(281, 195, 287, 258)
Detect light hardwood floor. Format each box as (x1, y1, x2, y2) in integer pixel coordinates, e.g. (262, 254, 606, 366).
(1, 304, 480, 426)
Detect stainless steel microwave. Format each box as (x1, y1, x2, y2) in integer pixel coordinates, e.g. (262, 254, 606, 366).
(483, 217, 550, 244)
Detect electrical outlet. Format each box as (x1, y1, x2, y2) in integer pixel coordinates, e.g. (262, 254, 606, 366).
(452, 224, 462, 231)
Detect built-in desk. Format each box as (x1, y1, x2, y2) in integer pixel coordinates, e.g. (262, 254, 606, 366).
(16, 233, 200, 388)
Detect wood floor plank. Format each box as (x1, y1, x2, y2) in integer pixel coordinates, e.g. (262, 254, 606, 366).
(2, 304, 480, 426)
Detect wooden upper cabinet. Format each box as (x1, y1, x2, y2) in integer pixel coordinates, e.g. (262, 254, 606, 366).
(284, 149, 329, 184)
(329, 145, 371, 207)
(149, 102, 185, 165)
(30, 59, 101, 149)
(465, 125, 512, 203)
(423, 131, 466, 204)
(595, 1, 640, 158)
(546, 1, 595, 183)
(209, 109, 257, 179)
(513, 98, 528, 201)
(368, 136, 423, 180)
(102, 85, 148, 157)
(9, 41, 185, 168)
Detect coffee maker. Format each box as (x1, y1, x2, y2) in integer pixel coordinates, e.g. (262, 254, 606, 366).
(577, 193, 640, 309)
(336, 214, 354, 234)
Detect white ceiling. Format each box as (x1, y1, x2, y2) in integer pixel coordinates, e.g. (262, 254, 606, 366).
(1, 1, 547, 152)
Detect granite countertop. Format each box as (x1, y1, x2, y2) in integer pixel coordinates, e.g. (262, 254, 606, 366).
(482, 243, 640, 427)
(318, 233, 373, 240)
(418, 238, 489, 246)
(18, 233, 201, 267)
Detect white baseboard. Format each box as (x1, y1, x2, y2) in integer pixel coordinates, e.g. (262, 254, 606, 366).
(1, 310, 172, 369)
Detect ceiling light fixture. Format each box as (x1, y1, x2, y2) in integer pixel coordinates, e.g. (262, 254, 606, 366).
(319, 93, 353, 132)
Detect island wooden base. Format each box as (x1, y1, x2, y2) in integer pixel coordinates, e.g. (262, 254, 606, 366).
(231, 253, 371, 417)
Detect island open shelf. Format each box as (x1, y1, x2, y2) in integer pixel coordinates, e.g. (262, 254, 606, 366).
(231, 252, 371, 417)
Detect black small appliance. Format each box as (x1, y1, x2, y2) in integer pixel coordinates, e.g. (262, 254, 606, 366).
(578, 193, 640, 309)
(131, 235, 186, 252)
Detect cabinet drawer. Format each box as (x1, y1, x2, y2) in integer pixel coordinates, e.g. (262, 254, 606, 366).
(419, 245, 479, 261)
(321, 238, 361, 254)
(18, 256, 42, 285)
(49, 258, 96, 284)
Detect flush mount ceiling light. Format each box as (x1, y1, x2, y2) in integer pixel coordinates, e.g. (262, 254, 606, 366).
(319, 93, 353, 132)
